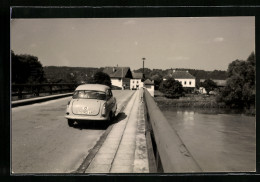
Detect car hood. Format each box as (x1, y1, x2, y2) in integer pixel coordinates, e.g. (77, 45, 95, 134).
(71, 99, 103, 116)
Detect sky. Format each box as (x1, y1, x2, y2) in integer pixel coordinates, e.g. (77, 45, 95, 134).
(11, 17, 255, 71)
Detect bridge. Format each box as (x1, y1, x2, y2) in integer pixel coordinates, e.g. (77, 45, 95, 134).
(12, 88, 202, 173)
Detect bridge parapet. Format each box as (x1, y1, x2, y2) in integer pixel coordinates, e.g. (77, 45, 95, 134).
(143, 89, 202, 173)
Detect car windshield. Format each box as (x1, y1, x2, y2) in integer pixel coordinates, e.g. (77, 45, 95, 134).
(72, 90, 106, 100)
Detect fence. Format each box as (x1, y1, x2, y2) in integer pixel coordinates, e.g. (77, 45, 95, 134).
(12, 83, 78, 100)
(143, 89, 202, 173)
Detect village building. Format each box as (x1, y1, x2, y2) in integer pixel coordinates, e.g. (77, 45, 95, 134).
(143, 79, 155, 97)
(199, 79, 227, 94)
(130, 72, 144, 90)
(164, 70, 196, 88)
(102, 67, 133, 89)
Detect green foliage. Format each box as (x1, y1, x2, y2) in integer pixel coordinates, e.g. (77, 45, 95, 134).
(202, 79, 217, 95)
(218, 52, 255, 108)
(93, 72, 112, 87)
(159, 77, 184, 99)
(12, 51, 46, 84)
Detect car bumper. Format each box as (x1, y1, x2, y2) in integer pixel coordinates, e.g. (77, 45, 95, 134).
(65, 114, 109, 121)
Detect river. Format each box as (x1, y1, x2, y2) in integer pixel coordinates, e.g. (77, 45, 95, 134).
(159, 106, 255, 172)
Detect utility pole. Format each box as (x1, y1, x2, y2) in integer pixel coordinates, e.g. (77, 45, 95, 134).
(142, 57, 145, 81)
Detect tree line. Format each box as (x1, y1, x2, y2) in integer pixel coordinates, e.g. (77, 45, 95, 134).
(217, 52, 255, 109)
(12, 50, 255, 109)
(157, 52, 255, 110)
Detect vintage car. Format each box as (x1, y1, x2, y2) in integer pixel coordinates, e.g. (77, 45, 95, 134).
(65, 84, 117, 126)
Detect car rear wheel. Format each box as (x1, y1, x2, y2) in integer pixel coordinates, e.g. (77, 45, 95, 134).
(68, 119, 74, 127)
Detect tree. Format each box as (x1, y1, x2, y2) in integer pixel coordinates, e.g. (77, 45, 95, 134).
(12, 51, 46, 84)
(159, 77, 184, 99)
(202, 79, 217, 95)
(218, 52, 255, 108)
(93, 72, 112, 87)
(150, 74, 163, 90)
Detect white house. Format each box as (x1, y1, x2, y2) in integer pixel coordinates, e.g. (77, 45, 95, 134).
(130, 72, 144, 90)
(199, 79, 226, 94)
(144, 79, 154, 97)
(102, 67, 133, 89)
(164, 70, 196, 88)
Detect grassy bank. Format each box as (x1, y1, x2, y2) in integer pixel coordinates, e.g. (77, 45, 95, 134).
(154, 90, 227, 108)
(153, 90, 255, 116)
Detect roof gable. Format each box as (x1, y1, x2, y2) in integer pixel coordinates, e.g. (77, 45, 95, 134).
(171, 71, 195, 79)
(132, 72, 143, 79)
(144, 79, 154, 85)
(103, 67, 132, 78)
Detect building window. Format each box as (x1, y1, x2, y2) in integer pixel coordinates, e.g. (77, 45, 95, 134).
(133, 81, 135, 83)
(189, 81, 191, 85)
(137, 81, 139, 84)
(180, 81, 182, 84)
(184, 81, 186, 85)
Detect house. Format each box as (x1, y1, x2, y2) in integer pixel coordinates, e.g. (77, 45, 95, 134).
(102, 67, 133, 89)
(164, 70, 196, 88)
(130, 72, 144, 90)
(199, 79, 226, 94)
(200, 79, 226, 87)
(144, 79, 154, 97)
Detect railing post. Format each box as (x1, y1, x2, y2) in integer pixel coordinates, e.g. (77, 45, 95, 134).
(49, 85, 52, 95)
(35, 85, 40, 96)
(18, 86, 23, 99)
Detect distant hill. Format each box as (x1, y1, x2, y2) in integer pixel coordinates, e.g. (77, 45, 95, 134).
(43, 66, 227, 84)
(133, 68, 227, 80)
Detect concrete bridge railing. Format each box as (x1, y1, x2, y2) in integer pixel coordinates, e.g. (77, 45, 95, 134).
(143, 88, 202, 173)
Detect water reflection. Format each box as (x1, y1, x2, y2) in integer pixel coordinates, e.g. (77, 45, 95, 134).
(160, 106, 256, 172)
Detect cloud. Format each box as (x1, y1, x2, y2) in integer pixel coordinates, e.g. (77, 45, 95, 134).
(213, 37, 224, 42)
(123, 20, 136, 25)
(29, 43, 37, 48)
(134, 41, 138, 46)
(174, 56, 190, 61)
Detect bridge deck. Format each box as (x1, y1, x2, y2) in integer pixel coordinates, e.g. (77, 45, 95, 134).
(85, 90, 149, 173)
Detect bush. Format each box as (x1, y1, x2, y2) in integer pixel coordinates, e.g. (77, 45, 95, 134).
(219, 52, 255, 109)
(93, 72, 112, 87)
(159, 77, 184, 99)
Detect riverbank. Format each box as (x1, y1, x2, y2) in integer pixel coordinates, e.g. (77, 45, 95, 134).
(153, 90, 255, 116)
(154, 90, 226, 108)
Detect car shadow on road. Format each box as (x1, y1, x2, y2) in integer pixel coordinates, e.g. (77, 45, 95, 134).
(112, 112, 127, 124)
(72, 112, 127, 130)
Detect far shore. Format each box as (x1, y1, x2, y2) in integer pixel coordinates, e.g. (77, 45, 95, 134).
(153, 90, 255, 116)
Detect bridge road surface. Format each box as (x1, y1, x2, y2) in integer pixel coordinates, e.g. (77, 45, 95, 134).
(12, 90, 136, 173)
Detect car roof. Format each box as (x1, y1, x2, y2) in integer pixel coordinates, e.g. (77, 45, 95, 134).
(75, 84, 110, 92)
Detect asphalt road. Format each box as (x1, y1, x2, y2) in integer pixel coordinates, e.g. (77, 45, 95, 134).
(11, 90, 135, 173)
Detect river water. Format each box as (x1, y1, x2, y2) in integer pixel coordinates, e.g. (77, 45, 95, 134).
(159, 107, 255, 172)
